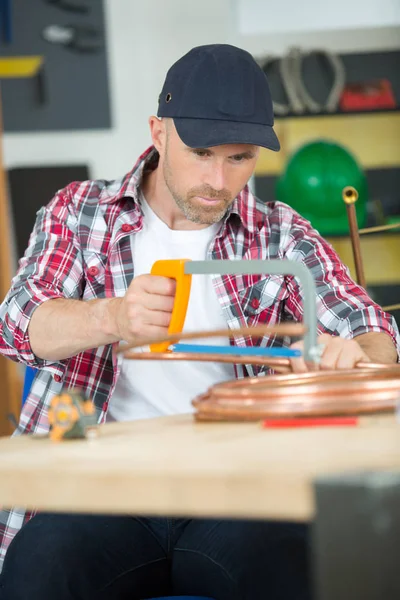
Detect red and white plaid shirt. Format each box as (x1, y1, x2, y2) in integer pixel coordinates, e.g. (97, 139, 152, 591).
(0, 145, 399, 569)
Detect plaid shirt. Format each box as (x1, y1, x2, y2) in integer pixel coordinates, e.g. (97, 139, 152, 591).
(0, 145, 399, 570)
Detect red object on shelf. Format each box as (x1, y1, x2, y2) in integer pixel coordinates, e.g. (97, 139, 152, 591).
(262, 416, 358, 429)
(339, 79, 396, 112)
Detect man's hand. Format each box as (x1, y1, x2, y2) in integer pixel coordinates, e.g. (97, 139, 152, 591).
(111, 275, 176, 343)
(28, 275, 176, 361)
(290, 333, 370, 373)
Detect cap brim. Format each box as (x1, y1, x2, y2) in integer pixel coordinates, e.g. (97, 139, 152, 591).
(173, 117, 280, 152)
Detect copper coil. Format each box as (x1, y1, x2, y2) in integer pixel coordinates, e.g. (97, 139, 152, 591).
(192, 364, 400, 421)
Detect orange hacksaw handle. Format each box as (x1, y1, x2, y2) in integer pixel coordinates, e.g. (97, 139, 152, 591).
(150, 259, 192, 352)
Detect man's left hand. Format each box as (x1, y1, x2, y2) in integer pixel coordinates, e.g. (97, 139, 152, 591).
(290, 333, 370, 373)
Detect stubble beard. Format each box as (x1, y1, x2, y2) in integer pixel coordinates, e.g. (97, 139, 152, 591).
(163, 154, 232, 225)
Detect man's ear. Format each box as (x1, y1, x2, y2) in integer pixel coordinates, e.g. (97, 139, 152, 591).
(148, 116, 167, 154)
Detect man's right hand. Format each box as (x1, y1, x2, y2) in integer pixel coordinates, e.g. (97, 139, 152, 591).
(28, 275, 176, 361)
(111, 275, 176, 343)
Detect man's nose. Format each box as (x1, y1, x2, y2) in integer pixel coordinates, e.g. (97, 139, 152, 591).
(205, 164, 226, 192)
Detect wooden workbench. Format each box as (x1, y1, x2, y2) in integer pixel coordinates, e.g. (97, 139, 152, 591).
(0, 414, 398, 521)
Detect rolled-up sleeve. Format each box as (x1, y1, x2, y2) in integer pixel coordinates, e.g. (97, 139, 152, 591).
(0, 189, 84, 367)
(282, 210, 400, 361)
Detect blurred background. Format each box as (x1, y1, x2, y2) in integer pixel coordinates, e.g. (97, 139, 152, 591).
(0, 0, 399, 433)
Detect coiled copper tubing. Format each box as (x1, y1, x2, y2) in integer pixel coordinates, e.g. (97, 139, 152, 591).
(192, 363, 400, 421)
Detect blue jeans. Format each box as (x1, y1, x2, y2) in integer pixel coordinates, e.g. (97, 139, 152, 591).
(0, 513, 311, 599)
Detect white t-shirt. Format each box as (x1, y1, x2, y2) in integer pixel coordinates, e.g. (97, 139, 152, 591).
(107, 194, 235, 422)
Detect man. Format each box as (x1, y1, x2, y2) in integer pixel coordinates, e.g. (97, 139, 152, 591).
(0, 44, 398, 600)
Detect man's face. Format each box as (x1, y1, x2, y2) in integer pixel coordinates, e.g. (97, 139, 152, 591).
(159, 120, 259, 225)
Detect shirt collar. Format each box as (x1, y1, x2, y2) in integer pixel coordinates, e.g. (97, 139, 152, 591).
(228, 189, 257, 234)
(99, 145, 257, 234)
(98, 146, 157, 206)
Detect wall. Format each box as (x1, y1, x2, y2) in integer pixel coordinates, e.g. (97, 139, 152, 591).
(2, 0, 400, 181)
(235, 0, 400, 36)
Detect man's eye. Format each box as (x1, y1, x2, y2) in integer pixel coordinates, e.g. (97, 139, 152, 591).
(194, 150, 210, 157)
(232, 155, 245, 162)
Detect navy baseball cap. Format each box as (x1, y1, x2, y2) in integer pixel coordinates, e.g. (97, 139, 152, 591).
(157, 44, 280, 152)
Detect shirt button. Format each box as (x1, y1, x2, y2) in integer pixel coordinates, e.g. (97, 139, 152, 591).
(54, 374, 62, 382)
(121, 224, 133, 233)
(251, 298, 260, 310)
(88, 266, 99, 277)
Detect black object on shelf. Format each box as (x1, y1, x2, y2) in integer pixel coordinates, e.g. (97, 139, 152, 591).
(0, 0, 13, 43)
(8, 164, 90, 260)
(46, 0, 90, 14)
(36, 64, 48, 104)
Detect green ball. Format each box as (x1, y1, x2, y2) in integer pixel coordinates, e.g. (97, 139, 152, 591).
(276, 140, 367, 235)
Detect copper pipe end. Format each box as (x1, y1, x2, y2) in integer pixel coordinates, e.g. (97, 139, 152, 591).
(342, 186, 358, 205)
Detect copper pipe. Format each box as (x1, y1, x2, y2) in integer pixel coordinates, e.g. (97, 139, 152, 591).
(122, 349, 390, 374)
(354, 361, 400, 370)
(122, 346, 394, 375)
(342, 186, 367, 289)
(122, 350, 291, 373)
(118, 323, 306, 354)
(359, 222, 400, 235)
(382, 303, 400, 312)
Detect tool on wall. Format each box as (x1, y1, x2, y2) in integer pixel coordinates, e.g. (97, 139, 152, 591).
(42, 23, 103, 53)
(261, 46, 346, 116)
(46, 0, 90, 14)
(43, 0, 103, 53)
(0, 56, 47, 104)
(0, 0, 12, 44)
